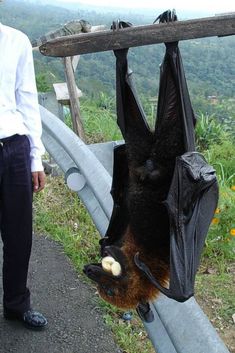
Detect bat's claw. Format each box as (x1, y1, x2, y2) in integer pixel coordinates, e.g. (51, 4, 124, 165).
(111, 20, 132, 59)
(111, 20, 132, 31)
(153, 9, 177, 24)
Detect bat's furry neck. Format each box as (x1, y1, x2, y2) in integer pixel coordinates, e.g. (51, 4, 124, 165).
(122, 228, 169, 281)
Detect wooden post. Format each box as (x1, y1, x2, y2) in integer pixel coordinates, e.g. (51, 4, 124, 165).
(39, 14, 235, 57)
(63, 57, 86, 141)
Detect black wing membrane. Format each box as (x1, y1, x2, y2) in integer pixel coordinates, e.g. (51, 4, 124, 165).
(100, 24, 153, 251)
(100, 143, 130, 251)
(135, 151, 219, 301)
(134, 36, 219, 300)
(155, 42, 196, 154)
(114, 46, 153, 158)
(102, 15, 219, 301)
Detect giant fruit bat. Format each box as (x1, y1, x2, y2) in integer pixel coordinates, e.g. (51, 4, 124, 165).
(83, 12, 219, 312)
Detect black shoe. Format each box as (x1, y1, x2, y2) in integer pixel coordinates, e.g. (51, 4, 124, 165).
(4, 308, 48, 330)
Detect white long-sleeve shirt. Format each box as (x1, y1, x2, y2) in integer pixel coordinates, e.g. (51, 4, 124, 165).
(0, 23, 45, 172)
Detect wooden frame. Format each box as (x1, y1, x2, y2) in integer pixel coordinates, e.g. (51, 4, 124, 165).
(39, 14, 235, 57)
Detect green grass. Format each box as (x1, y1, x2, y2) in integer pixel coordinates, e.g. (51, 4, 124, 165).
(65, 98, 122, 144)
(203, 185, 235, 265)
(34, 177, 101, 272)
(204, 140, 235, 187)
(196, 272, 234, 330)
(195, 113, 227, 151)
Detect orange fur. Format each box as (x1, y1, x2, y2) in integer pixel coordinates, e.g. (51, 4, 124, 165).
(96, 229, 169, 309)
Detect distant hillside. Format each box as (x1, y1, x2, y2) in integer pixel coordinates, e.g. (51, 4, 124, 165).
(1, 0, 235, 105)
(15, 0, 213, 18)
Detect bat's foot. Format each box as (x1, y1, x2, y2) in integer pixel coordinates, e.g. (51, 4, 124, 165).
(111, 20, 132, 31)
(136, 301, 154, 323)
(153, 9, 177, 24)
(111, 20, 132, 59)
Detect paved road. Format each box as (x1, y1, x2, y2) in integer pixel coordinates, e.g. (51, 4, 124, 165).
(0, 234, 122, 353)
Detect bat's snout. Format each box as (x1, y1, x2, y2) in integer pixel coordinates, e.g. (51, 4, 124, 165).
(83, 264, 93, 278)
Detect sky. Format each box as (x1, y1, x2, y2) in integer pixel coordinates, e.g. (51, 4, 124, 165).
(56, 0, 235, 13)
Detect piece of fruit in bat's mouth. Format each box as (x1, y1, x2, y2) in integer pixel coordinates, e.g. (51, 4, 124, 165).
(101, 255, 122, 276)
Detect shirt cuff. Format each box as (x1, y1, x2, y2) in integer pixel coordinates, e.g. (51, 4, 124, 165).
(31, 157, 44, 172)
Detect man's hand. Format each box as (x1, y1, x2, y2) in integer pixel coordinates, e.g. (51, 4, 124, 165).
(32, 171, 46, 192)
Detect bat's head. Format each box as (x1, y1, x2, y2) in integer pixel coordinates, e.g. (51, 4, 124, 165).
(83, 245, 166, 309)
(84, 245, 135, 308)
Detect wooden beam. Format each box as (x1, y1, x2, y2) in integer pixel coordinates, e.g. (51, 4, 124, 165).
(39, 14, 235, 57)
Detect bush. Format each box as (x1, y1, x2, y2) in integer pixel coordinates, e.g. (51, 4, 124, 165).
(195, 113, 227, 151)
(205, 139, 235, 186)
(195, 112, 235, 186)
(80, 98, 122, 143)
(36, 73, 51, 93)
(203, 186, 235, 266)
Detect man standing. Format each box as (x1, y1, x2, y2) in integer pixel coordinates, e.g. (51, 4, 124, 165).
(0, 17, 47, 329)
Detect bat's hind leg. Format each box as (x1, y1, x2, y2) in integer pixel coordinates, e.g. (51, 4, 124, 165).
(136, 301, 154, 323)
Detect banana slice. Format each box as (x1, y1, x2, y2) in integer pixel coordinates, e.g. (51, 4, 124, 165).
(111, 261, 122, 276)
(101, 256, 115, 272)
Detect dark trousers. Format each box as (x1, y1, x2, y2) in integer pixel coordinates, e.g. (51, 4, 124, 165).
(0, 134, 32, 314)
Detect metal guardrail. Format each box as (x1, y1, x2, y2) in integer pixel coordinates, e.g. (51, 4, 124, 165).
(40, 105, 230, 353)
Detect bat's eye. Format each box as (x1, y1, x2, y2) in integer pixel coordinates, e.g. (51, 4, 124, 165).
(106, 288, 115, 297)
(101, 284, 115, 297)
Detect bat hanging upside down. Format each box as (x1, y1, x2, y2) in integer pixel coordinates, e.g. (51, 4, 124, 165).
(83, 13, 218, 311)
(83, 20, 188, 309)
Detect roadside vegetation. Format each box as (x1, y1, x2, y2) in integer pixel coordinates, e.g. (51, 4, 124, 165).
(34, 97, 235, 353)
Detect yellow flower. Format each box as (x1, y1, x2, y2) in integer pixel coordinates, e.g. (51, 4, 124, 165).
(214, 208, 220, 214)
(230, 229, 235, 236)
(231, 185, 235, 191)
(211, 218, 220, 225)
